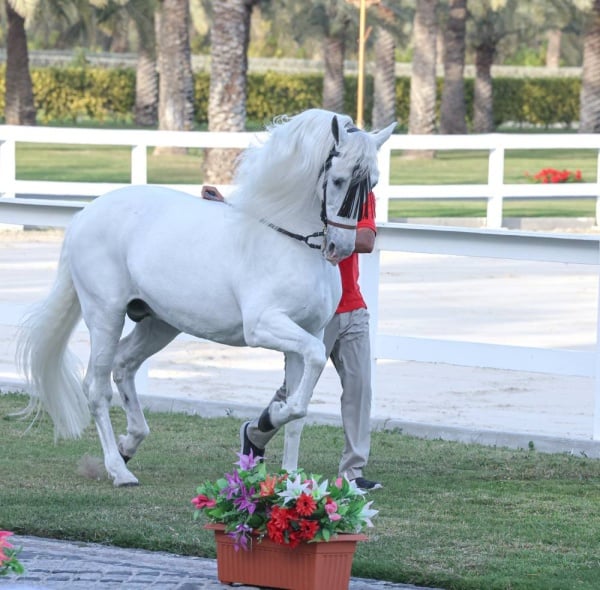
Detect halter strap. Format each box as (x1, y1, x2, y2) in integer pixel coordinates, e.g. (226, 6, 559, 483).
(326, 219, 357, 230)
(261, 219, 324, 249)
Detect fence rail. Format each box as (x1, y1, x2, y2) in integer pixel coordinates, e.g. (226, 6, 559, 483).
(2, 125, 600, 228)
(1, 125, 600, 441)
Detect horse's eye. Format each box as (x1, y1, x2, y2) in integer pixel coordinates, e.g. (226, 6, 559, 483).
(332, 178, 344, 188)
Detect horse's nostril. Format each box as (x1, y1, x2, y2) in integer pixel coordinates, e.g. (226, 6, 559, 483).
(327, 242, 336, 254)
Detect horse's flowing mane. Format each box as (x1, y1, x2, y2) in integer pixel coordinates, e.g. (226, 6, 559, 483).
(229, 109, 356, 231)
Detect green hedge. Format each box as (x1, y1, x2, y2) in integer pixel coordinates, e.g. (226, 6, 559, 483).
(0, 65, 582, 129)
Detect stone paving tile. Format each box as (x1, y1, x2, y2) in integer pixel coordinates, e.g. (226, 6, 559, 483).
(1, 535, 442, 590)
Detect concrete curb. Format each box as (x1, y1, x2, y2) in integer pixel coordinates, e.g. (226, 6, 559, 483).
(4, 379, 598, 459)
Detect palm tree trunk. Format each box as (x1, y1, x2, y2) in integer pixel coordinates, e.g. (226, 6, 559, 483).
(156, 0, 194, 151)
(408, 0, 438, 157)
(408, 0, 437, 135)
(372, 26, 396, 129)
(132, 3, 158, 127)
(323, 34, 346, 113)
(440, 0, 467, 134)
(204, 0, 253, 184)
(579, 0, 600, 133)
(473, 40, 495, 133)
(546, 29, 561, 69)
(5, 0, 36, 125)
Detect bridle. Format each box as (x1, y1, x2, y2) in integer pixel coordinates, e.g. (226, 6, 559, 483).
(262, 139, 367, 250)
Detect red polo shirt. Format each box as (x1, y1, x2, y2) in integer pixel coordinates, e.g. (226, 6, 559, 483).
(335, 192, 376, 313)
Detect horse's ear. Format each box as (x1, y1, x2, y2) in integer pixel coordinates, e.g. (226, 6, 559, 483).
(331, 116, 340, 145)
(372, 121, 397, 149)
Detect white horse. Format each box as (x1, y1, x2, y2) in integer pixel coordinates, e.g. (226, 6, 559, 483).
(17, 108, 395, 486)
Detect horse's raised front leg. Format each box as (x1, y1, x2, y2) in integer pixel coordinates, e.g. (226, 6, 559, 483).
(244, 312, 326, 470)
(84, 320, 140, 487)
(112, 317, 180, 462)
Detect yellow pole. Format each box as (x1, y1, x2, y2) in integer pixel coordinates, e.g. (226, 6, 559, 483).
(356, 0, 367, 128)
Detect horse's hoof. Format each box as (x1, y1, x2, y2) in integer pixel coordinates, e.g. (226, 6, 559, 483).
(116, 480, 139, 488)
(114, 478, 139, 488)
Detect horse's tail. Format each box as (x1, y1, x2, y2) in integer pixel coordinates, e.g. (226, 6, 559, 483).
(16, 243, 90, 439)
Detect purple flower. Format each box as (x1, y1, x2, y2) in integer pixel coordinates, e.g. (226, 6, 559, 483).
(235, 450, 260, 471)
(233, 485, 257, 514)
(222, 470, 244, 500)
(228, 523, 253, 552)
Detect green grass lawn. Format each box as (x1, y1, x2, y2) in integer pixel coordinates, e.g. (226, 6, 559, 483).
(2, 393, 600, 590)
(14, 140, 598, 218)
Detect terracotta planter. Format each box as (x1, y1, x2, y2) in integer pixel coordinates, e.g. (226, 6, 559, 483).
(206, 523, 367, 590)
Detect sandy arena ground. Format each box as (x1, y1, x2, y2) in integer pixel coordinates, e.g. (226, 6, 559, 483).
(1, 228, 599, 455)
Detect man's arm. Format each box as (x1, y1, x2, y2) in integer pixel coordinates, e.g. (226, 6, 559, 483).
(355, 227, 376, 253)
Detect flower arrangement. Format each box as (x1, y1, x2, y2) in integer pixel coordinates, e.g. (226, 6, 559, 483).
(0, 531, 24, 577)
(192, 452, 377, 551)
(525, 168, 583, 183)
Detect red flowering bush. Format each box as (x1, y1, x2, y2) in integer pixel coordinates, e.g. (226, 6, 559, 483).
(192, 452, 376, 551)
(0, 531, 24, 577)
(526, 168, 583, 183)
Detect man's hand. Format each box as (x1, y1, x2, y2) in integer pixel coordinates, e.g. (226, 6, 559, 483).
(201, 185, 225, 202)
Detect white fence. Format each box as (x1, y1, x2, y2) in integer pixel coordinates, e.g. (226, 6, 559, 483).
(1, 125, 600, 441)
(2, 125, 600, 228)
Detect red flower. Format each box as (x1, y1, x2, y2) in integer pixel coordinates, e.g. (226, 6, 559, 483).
(287, 530, 304, 548)
(299, 519, 319, 541)
(191, 494, 216, 509)
(530, 168, 583, 184)
(269, 505, 292, 530)
(259, 475, 278, 497)
(266, 519, 286, 544)
(295, 492, 317, 516)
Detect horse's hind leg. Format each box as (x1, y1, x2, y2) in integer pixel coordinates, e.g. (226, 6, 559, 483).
(83, 318, 141, 487)
(112, 317, 180, 461)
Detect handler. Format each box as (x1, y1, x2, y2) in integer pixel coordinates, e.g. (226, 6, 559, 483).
(201, 184, 382, 491)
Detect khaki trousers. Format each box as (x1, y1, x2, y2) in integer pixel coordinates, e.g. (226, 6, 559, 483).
(246, 307, 372, 479)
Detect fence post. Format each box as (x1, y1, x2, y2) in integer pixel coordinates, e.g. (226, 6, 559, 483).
(0, 139, 16, 199)
(131, 144, 148, 185)
(486, 145, 505, 229)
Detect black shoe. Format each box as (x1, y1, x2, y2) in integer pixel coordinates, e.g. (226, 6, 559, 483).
(352, 477, 383, 491)
(239, 421, 265, 460)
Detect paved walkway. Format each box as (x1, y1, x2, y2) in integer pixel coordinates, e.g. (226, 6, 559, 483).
(3, 535, 441, 590)
(1, 227, 599, 589)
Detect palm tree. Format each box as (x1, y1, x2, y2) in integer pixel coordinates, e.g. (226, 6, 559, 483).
(314, 1, 355, 113)
(203, 0, 257, 184)
(471, 7, 498, 133)
(408, 0, 438, 137)
(4, 0, 36, 125)
(469, 0, 541, 133)
(129, 0, 158, 127)
(578, 0, 600, 132)
(156, 0, 194, 139)
(372, 24, 396, 129)
(89, 0, 159, 127)
(439, 0, 467, 134)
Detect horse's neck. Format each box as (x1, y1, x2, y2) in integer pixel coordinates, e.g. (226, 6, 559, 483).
(233, 189, 322, 235)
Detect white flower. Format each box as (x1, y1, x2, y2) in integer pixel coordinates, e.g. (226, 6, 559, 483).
(347, 477, 367, 497)
(359, 500, 378, 528)
(277, 474, 311, 505)
(309, 478, 330, 501)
